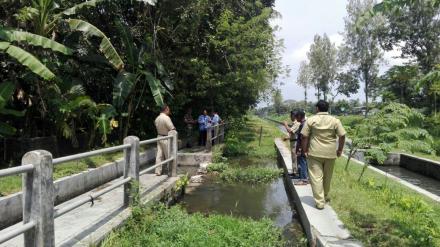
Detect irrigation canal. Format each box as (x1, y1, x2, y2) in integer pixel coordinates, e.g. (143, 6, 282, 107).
(177, 157, 305, 246)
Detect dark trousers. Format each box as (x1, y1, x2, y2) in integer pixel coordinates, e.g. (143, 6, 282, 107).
(199, 130, 207, 146)
(297, 155, 309, 180)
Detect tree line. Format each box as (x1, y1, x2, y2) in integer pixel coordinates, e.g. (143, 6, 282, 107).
(0, 0, 283, 148)
(295, 0, 440, 117)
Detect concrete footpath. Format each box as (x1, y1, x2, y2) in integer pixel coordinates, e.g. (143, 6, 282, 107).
(0, 173, 179, 247)
(275, 138, 362, 247)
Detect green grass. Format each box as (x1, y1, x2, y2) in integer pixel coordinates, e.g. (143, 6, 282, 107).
(330, 158, 440, 247)
(207, 162, 283, 183)
(0, 150, 124, 196)
(101, 204, 286, 247)
(224, 115, 286, 160)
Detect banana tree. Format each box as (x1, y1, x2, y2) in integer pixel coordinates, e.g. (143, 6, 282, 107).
(112, 19, 172, 138)
(14, 0, 125, 71)
(0, 82, 25, 137)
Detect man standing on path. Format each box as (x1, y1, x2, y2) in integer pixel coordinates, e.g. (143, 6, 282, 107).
(301, 100, 346, 209)
(154, 105, 177, 176)
(295, 110, 308, 185)
(198, 109, 211, 146)
(184, 108, 197, 148)
(284, 110, 300, 175)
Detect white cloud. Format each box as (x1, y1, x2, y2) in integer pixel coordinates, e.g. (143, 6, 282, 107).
(289, 33, 344, 65)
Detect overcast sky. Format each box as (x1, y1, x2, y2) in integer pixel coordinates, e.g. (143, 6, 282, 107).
(268, 0, 407, 105)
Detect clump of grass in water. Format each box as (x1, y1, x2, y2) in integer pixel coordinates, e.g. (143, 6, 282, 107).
(101, 204, 286, 247)
(207, 162, 282, 184)
(219, 167, 283, 183)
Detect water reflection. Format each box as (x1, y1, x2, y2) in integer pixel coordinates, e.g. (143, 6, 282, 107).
(375, 165, 440, 196)
(178, 159, 305, 245)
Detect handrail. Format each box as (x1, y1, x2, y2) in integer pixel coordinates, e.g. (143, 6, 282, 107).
(0, 221, 36, 244)
(0, 131, 181, 246)
(54, 177, 132, 218)
(0, 164, 34, 178)
(139, 135, 172, 145)
(139, 157, 175, 176)
(53, 144, 131, 165)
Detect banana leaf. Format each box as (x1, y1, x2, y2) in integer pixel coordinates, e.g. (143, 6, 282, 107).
(113, 71, 136, 109)
(143, 71, 165, 106)
(0, 42, 55, 80)
(0, 27, 73, 55)
(67, 19, 124, 71)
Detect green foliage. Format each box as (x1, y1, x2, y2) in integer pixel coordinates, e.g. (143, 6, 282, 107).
(101, 204, 285, 247)
(223, 135, 250, 157)
(207, 162, 229, 173)
(67, 19, 124, 71)
(219, 167, 283, 184)
(307, 33, 338, 100)
(345, 103, 434, 174)
(342, 0, 384, 116)
(174, 175, 189, 192)
(332, 158, 440, 247)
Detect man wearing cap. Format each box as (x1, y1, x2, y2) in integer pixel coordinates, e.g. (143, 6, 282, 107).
(301, 100, 346, 209)
(154, 105, 177, 176)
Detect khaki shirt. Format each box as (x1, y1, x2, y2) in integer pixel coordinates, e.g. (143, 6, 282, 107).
(301, 112, 346, 159)
(155, 113, 175, 136)
(289, 121, 301, 143)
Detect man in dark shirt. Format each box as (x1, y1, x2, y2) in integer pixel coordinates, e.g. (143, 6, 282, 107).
(295, 110, 308, 185)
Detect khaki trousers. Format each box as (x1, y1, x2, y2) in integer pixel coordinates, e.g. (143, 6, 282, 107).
(155, 138, 170, 175)
(307, 156, 336, 208)
(290, 141, 298, 174)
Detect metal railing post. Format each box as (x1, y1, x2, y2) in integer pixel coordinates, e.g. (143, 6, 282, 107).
(22, 150, 55, 247)
(220, 124, 225, 143)
(123, 136, 140, 206)
(170, 132, 178, 177)
(214, 125, 219, 145)
(206, 127, 212, 151)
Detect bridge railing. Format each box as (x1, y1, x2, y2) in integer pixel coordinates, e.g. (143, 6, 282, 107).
(206, 123, 226, 151)
(0, 133, 178, 247)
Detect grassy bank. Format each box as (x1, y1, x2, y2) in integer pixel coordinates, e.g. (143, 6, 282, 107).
(0, 150, 128, 196)
(223, 115, 286, 160)
(330, 158, 440, 247)
(101, 204, 285, 247)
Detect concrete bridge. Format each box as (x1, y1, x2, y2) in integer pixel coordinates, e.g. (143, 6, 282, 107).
(0, 124, 225, 247)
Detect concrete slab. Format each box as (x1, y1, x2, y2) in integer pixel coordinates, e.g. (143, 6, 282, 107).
(275, 139, 294, 174)
(345, 155, 440, 203)
(275, 138, 362, 247)
(0, 173, 178, 247)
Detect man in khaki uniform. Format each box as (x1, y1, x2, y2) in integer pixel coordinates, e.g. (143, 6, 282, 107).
(154, 105, 177, 175)
(284, 110, 301, 175)
(301, 100, 346, 209)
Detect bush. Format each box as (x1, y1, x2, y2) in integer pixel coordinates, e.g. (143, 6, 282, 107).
(223, 135, 249, 157)
(207, 162, 228, 173)
(219, 167, 283, 184)
(433, 139, 440, 156)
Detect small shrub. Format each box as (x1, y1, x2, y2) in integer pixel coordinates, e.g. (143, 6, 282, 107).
(219, 167, 283, 183)
(433, 139, 440, 156)
(223, 135, 249, 157)
(207, 162, 228, 173)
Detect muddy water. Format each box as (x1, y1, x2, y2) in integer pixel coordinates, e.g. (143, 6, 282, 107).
(177, 159, 305, 246)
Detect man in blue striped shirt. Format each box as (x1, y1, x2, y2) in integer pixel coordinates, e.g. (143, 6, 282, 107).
(198, 109, 211, 146)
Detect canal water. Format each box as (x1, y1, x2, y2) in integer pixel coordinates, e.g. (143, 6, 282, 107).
(177, 158, 305, 246)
